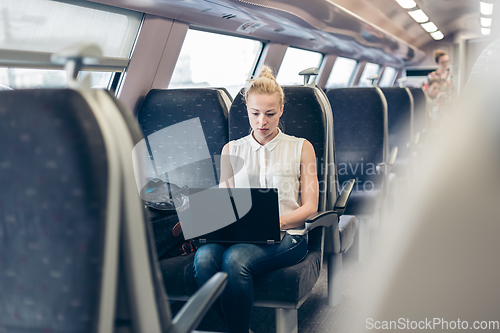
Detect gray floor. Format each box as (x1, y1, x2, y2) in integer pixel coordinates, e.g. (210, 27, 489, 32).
(171, 248, 369, 333)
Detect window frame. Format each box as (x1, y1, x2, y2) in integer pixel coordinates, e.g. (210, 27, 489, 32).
(0, 49, 130, 72)
(357, 62, 381, 87)
(0, 1, 145, 91)
(378, 66, 399, 87)
(325, 56, 359, 89)
(168, 26, 266, 97)
(189, 26, 267, 80)
(276, 46, 324, 85)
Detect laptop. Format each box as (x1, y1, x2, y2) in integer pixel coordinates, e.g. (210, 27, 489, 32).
(179, 188, 283, 244)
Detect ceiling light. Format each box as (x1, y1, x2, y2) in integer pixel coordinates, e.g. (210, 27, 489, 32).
(480, 2, 494, 15)
(408, 9, 429, 23)
(481, 17, 493, 27)
(395, 0, 417, 9)
(430, 31, 444, 40)
(421, 22, 438, 32)
(482, 27, 492, 35)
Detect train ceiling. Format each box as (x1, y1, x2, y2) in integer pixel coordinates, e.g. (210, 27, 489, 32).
(369, 0, 485, 42)
(89, 0, 492, 64)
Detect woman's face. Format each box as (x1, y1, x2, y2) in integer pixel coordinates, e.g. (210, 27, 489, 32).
(246, 93, 283, 145)
(437, 54, 450, 71)
(428, 82, 441, 99)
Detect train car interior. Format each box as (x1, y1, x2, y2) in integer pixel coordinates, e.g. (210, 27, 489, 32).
(1, 0, 500, 332)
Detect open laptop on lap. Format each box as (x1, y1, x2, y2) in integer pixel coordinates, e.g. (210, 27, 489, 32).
(179, 188, 282, 245)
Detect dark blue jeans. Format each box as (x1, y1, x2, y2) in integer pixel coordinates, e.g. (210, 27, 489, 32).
(193, 233, 307, 333)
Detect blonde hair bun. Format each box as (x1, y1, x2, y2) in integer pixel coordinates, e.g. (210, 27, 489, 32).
(257, 66, 275, 79)
(244, 65, 285, 106)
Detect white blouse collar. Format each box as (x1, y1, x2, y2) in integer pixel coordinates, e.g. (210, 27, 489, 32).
(249, 128, 283, 152)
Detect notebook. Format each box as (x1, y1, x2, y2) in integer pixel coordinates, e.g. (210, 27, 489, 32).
(179, 188, 283, 244)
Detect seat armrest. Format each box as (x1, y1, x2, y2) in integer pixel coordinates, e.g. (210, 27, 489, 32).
(414, 132, 420, 145)
(378, 147, 398, 175)
(388, 172, 397, 193)
(388, 146, 398, 166)
(333, 179, 355, 216)
(305, 211, 338, 230)
(170, 272, 228, 333)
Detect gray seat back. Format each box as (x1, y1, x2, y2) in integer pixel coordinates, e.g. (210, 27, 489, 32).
(380, 87, 413, 159)
(136, 88, 230, 188)
(408, 87, 427, 139)
(0, 89, 116, 332)
(326, 87, 388, 188)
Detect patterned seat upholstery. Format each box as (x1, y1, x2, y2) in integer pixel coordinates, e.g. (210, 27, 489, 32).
(408, 87, 427, 142)
(137, 88, 230, 188)
(381, 87, 413, 177)
(326, 87, 385, 216)
(0, 90, 108, 332)
(0, 85, 229, 333)
(136, 89, 231, 297)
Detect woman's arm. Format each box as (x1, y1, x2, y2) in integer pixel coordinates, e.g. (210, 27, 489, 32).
(219, 143, 234, 188)
(280, 140, 319, 230)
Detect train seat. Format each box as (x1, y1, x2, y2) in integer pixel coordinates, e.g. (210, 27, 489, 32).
(135, 87, 231, 293)
(136, 88, 231, 188)
(325, 88, 389, 216)
(0, 89, 115, 332)
(380, 87, 414, 179)
(229, 85, 357, 332)
(101, 88, 229, 333)
(325, 87, 395, 259)
(408, 87, 427, 147)
(0, 84, 230, 333)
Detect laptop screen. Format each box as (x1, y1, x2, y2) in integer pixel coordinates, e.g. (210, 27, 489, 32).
(178, 188, 281, 244)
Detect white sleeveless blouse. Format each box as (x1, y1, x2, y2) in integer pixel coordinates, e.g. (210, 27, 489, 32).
(228, 129, 307, 235)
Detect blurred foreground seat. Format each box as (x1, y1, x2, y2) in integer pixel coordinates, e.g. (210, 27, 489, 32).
(0, 82, 227, 332)
(358, 39, 500, 332)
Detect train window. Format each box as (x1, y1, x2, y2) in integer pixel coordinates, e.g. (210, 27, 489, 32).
(0, 0, 141, 91)
(0, 68, 113, 89)
(325, 57, 358, 88)
(358, 62, 381, 87)
(169, 29, 263, 98)
(1, 0, 142, 58)
(276, 47, 323, 85)
(379, 66, 398, 87)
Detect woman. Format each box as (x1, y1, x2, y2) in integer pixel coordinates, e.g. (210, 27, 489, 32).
(425, 49, 456, 97)
(423, 49, 456, 116)
(193, 66, 319, 333)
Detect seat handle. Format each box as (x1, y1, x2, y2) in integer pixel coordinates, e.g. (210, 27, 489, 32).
(171, 272, 228, 333)
(333, 179, 355, 216)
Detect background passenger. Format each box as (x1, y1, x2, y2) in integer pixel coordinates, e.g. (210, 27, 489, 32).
(423, 49, 457, 119)
(425, 78, 445, 128)
(193, 66, 319, 333)
(424, 49, 457, 100)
